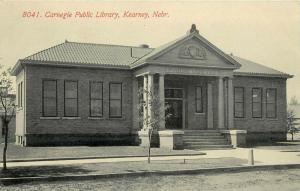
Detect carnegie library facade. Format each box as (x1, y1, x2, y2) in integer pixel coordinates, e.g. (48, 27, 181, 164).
(11, 25, 292, 149)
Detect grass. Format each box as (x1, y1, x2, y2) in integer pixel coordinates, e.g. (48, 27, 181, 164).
(0, 144, 202, 161)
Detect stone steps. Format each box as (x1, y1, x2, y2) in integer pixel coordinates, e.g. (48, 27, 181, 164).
(183, 130, 232, 150)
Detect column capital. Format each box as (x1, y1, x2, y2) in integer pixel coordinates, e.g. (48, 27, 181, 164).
(159, 73, 165, 76)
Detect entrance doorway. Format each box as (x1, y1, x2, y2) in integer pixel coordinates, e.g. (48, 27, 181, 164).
(165, 88, 183, 129)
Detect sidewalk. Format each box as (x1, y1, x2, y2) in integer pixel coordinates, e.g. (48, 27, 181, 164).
(2, 147, 299, 168)
(0, 147, 299, 183)
(0, 142, 299, 185)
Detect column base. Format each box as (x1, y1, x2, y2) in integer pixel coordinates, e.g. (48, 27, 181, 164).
(138, 130, 184, 150)
(138, 130, 160, 148)
(158, 130, 184, 150)
(220, 130, 247, 148)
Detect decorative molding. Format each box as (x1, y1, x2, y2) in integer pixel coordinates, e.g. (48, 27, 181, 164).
(179, 44, 206, 60)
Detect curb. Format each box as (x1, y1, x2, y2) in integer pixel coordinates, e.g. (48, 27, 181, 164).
(1, 163, 300, 185)
(4, 152, 206, 163)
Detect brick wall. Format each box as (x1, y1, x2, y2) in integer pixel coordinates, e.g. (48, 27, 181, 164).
(24, 65, 135, 145)
(233, 75, 287, 142)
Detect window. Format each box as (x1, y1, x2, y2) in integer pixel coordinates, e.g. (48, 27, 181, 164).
(90, 81, 103, 117)
(42, 80, 57, 117)
(17, 84, 20, 107)
(252, 88, 262, 118)
(109, 82, 122, 118)
(234, 87, 244, 118)
(266, 88, 277, 118)
(20, 82, 23, 107)
(17, 82, 22, 107)
(195, 86, 203, 113)
(64, 80, 78, 117)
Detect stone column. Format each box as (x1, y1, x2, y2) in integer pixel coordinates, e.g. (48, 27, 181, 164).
(143, 75, 148, 129)
(218, 77, 225, 129)
(132, 77, 139, 130)
(159, 74, 165, 130)
(227, 77, 234, 129)
(147, 73, 154, 126)
(207, 81, 213, 129)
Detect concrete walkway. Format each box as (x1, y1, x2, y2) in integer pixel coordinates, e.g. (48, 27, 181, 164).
(4, 148, 299, 168)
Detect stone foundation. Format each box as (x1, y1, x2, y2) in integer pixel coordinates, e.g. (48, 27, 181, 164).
(22, 133, 139, 147)
(246, 131, 287, 144)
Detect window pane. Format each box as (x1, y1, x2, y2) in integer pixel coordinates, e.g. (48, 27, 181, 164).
(196, 100, 202, 112)
(174, 89, 183, 98)
(234, 88, 244, 102)
(65, 99, 77, 116)
(253, 102, 262, 117)
(43, 98, 56, 116)
(252, 89, 261, 103)
(196, 87, 202, 99)
(267, 89, 276, 103)
(267, 103, 276, 118)
(43, 80, 56, 98)
(91, 82, 102, 99)
(235, 103, 244, 117)
(43, 80, 57, 116)
(65, 81, 77, 98)
(110, 100, 121, 117)
(91, 100, 103, 117)
(110, 83, 121, 99)
(165, 89, 172, 98)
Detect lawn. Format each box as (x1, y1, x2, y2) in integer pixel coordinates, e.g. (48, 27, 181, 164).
(0, 144, 202, 161)
(1, 169, 299, 191)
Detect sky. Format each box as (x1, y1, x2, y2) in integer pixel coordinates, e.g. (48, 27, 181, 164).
(0, 1, 299, 101)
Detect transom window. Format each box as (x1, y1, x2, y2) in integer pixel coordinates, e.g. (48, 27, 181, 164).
(109, 82, 122, 118)
(266, 88, 277, 118)
(165, 88, 183, 99)
(234, 87, 244, 118)
(42, 80, 57, 117)
(252, 88, 262, 118)
(90, 81, 103, 117)
(64, 80, 78, 117)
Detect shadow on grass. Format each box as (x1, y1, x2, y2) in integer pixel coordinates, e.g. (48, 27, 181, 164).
(0, 165, 93, 178)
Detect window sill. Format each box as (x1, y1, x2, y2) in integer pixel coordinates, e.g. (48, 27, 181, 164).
(195, 112, 205, 115)
(266, 118, 278, 121)
(40, 117, 60, 120)
(88, 117, 104, 120)
(62, 117, 81, 120)
(108, 117, 125, 120)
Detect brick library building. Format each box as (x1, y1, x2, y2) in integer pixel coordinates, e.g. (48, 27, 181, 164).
(11, 25, 292, 149)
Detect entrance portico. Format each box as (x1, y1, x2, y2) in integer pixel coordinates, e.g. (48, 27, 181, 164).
(133, 24, 241, 149)
(134, 70, 235, 131)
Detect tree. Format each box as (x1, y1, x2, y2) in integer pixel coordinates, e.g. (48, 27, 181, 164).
(287, 109, 299, 141)
(0, 66, 15, 171)
(289, 96, 299, 105)
(138, 87, 170, 163)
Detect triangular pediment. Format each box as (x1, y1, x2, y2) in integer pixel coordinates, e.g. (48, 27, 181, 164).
(132, 28, 241, 69)
(152, 36, 238, 68)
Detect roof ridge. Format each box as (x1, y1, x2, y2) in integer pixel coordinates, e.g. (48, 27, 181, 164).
(66, 41, 155, 50)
